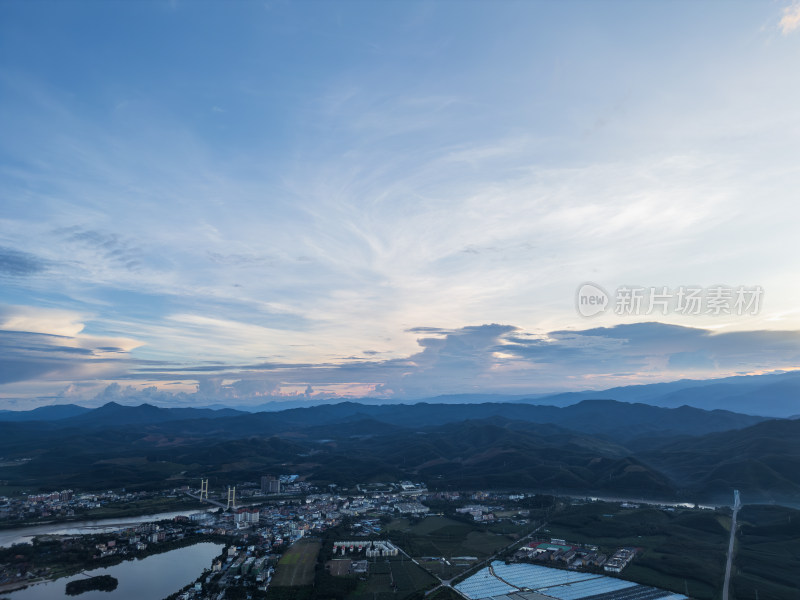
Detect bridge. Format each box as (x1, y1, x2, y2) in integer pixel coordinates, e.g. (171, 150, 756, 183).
(185, 490, 227, 509)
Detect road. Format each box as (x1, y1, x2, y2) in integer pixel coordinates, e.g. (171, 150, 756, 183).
(424, 520, 546, 597)
(722, 490, 741, 600)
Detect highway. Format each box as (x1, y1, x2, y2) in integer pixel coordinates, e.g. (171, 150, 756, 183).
(722, 490, 741, 600)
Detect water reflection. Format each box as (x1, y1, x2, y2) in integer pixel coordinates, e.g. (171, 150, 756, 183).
(0, 510, 214, 548)
(5, 542, 222, 600)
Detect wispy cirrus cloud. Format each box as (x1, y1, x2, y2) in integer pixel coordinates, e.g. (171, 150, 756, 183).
(2, 2, 800, 408)
(56, 227, 146, 272)
(0, 247, 48, 277)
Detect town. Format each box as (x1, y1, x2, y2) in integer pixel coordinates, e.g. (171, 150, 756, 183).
(0, 476, 711, 600)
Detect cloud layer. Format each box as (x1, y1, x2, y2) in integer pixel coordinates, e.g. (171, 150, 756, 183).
(1, 2, 799, 406)
(5, 316, 799, 407)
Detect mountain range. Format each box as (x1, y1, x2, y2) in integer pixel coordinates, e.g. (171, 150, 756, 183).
(0, 396, 798, 505)
(5, 370, 796, 418)
(525, 370, 800, 417)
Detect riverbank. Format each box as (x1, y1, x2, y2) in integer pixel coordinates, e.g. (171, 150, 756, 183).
(0, 508, 216, 548)
(0, 496, 208, 531)
(0, 530, 232, 594)
(3, 541, 225, 600)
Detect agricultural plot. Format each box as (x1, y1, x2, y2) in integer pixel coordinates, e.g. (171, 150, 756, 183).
(271, 539, 322, 587)
(419, 556, 478, 580)
(388, 516, 516, 559)
(326, 558, 353, 577)
(543, 502, 730, 600)
(349, 557, 438, 600)
(731, 504, 800, 600)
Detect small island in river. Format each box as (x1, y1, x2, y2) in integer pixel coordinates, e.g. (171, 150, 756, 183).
(65, 574, 118, 595)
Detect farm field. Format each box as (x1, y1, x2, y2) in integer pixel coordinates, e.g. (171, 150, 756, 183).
(326, 558, 353, 577)
(271, 539, 322, 587)
(386, 516, 520, 560)
(350, 556, 438, 600)
(418, 556, 478, 581)
(543, 501, 730, 600)
(731, 504, 800, 600)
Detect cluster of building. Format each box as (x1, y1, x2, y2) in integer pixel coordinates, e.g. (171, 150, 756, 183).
(395, 501, 430, 515)
(356, 481, 426, 495)
(207, 474, 308, 502)
(514, 537, 637, 574)
(156, 492, 416, 600)
(516, 539, 607, 570)
(0, 517, 225, 591)
(206, 545, 274, 598)
(604, 547, 637, 573)
(456, 504, 497, 522)
(168, 543, 277, 600)
(94, 519, 199, 555)
(26, 489, 73, 503)
(233, 506, 261, 525)
(214, 484, 428, 543)
(333, 540, 400, 558)
(1, 480, 556, 598)
(260, 475, 281, 495)
(0, 488, 191, 524)
(203, 482, 536, 536)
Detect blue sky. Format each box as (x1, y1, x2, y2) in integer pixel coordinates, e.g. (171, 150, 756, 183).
(2, 1, 800, 407)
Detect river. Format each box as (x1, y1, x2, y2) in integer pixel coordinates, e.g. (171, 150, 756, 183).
(0, 509, 215, 547)
(4, 541, 223, 600)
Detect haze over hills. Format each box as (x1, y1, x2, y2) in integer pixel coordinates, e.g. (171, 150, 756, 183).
(640, 418, 800, 501)
(0, 375, 794, 505)
(0, 404, 92, 421)
(5, 370, 796, 417)
(59, 402, 246, 426)
(220, 370, 800, 417)
(0, 398, 767, 440)
(0, 397, 796, 505)
(526, 371, 800, 417)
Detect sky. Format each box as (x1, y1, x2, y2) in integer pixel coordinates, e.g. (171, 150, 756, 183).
(2, 1, 800, 408)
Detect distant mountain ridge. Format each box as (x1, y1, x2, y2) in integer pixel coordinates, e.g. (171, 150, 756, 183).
(0, 404, 91, 421)
(524, 371, 800, 417)
(0, 397, 796, 504)
(57, 401, 247, 426)
(641, 418, 800, 501)
(1, 398, 766, 442)
(3, 370, 797, 417)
